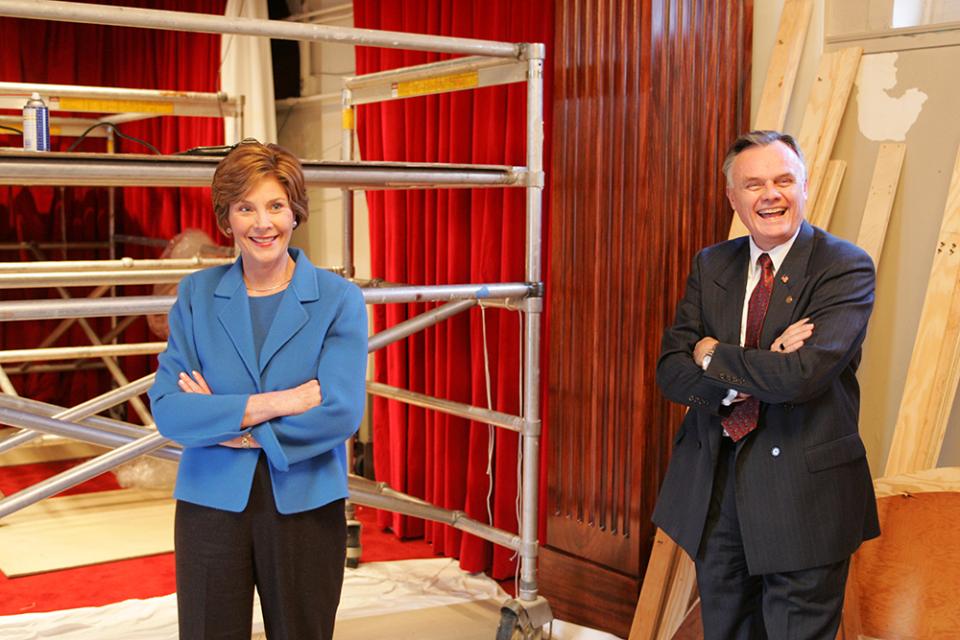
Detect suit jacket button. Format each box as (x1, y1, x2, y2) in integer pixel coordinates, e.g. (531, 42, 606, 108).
(771, 447, 781, 457)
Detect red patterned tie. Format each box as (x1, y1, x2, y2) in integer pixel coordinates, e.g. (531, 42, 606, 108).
(722, 253, 775, 442)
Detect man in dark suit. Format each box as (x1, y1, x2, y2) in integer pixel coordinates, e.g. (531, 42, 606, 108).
(652, 130, 879, 639)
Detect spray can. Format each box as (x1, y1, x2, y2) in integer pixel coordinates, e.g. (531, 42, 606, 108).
(22, 92, 50, 152)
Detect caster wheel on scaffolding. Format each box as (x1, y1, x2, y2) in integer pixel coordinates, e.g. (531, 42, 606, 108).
(496, 597, 552, 640)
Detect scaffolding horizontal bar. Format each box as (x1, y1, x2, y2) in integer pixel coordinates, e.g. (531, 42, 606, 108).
(0, 151, 523, 189)
(366, 381, 523, 432)
(0, 283, 533, 321)
(0, 0, 521, 58)
(0, 80, 241, 117)
(0, 394, 161, 441)
(0, 342, 167, 364)
(348, 476, 520, 551)
(0, 257, 233, 273)
(344, 56, 527, 106)
(0, 269, 197, 288)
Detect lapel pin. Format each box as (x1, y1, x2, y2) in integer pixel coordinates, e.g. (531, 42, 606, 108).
(780, 275, 789, 284)
(785, 295, 794, 304)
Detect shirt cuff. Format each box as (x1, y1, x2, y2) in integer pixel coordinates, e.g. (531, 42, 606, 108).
(701, 354, 712, 371)
(721, 388, 739, 406)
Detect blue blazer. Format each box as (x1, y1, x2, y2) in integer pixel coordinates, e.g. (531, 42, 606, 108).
(148, 248, 368, 514)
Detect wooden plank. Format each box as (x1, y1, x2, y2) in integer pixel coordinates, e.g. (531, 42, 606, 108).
(885, 145, 960, 476)
(630, 528, 685, 640)
(657, 555, 698, 640)
(810, 159, 846, 230)
(874, 467, 960, 498)
(856, 143, 906, 265)
(753, 0, 814, 131)
(803, 47, 862, 210)
(796, 51, 839, 181)
(729, 0, 813, 241)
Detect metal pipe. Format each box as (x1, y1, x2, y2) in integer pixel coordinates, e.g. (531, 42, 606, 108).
(0, 284, 532, 321)
(0, 394, 163, 442)
(344, 55, 515, 90)
(0, 0, 521, 58)
(0, 269, 198, 289)
(0, 257, 232, 272)
(0, 406, 177, 461)
(368, 300, 475, 353)
(519, 48, 546, 602)
(0, 241, 109, 251)
(341, 89, 355, 279)
(6, 362, 106, 375)
(0, 373, 154, 454)
(366, 381, 523, 433)
(0, 152, 523, 189)
(0, 81, 236, 107)
(0, 431, 170, 519)
(0, 342, 166, 364)
(347, 480, 520, 551)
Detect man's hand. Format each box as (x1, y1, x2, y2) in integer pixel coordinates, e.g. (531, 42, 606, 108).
(693, 337, 719, 368)
(771, 317, 814, 354)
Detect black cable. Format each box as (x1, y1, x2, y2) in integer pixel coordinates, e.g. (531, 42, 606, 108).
(66, 122, 162, 155)
(175, 144, 235, 156)
(0, 125, 23, 135)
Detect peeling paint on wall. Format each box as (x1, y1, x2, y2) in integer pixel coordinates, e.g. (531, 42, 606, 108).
(856, 52, 927, 141)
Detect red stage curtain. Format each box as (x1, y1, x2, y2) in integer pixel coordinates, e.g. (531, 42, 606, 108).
(0, 0, 226, 412)
(354, 0, 553, 578)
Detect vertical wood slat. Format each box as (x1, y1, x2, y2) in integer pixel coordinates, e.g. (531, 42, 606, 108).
(856, 143, 906, 265)
(543, 0, 751, 636)
(753, 0, 813, 131)
(810, 158, 847, 230)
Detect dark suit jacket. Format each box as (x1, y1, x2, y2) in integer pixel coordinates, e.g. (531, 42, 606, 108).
(652, 221, 880, 574)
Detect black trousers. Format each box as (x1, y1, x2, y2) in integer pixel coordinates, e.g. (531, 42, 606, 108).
(174, 454, 347, 640)
(695, 435, 849, 640)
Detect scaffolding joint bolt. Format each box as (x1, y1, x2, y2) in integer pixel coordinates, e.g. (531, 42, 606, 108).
(519, 43, 547, 61)
(526, 282, 544, 299)
(522, 418, 542, 437)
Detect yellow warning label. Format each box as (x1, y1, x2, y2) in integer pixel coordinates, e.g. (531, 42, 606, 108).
(393, 71, 480, 98)
(342, 108, 355, 130)
(58, 98, 175, 114)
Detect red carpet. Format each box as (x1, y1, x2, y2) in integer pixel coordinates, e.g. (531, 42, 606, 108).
(0, 460, 439, 615)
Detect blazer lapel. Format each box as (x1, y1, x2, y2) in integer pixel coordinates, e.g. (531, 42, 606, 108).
(258, 249, 318, 374)
(215, 260, 260, 388)
(711, 239, 750, 345)
(760, 221, 814, 348)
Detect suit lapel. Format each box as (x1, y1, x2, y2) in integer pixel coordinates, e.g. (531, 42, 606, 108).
(258, 249, 318, 374)
(711, 239, 750, 345)
(760, 221, 814, 348)
(215, 260, 260, 388)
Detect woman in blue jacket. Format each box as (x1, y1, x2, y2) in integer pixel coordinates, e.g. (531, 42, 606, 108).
(148, 141, 367, 640)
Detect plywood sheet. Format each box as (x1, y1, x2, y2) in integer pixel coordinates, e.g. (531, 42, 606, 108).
(885, 145, 960, 476)
(0, 488, 173, 576)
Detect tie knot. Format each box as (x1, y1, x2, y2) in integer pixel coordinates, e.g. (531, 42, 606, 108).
(758, 253, 773, 275)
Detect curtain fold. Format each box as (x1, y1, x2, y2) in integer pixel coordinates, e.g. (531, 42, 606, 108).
(0, 0, 227, 412)
(354, 0, 553, 579)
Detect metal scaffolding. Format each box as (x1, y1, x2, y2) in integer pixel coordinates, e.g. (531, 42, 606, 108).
(0, 0, 548, 634)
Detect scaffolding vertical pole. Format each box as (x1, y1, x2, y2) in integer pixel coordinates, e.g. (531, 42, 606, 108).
(520, 43, 546, 603)
(341, 88, 356, 278)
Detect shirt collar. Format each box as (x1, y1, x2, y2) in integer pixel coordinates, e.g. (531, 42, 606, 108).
(747, 223, 802, 276)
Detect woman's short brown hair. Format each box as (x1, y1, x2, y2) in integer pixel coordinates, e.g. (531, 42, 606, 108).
(211, 140, 309, 233)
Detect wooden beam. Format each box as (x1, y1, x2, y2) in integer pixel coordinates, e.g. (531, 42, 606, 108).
(856, 143, 906, 266)
(753, 0, 813, 131)
(799, 47, 862, 210)
(885, 145, 960, 476)
(810, 159, 846, 230)
(630, 528, 688, 640)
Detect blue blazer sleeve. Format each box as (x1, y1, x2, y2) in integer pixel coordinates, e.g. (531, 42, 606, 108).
(148, 276, 251, 448)
(252, 284, 368, 468)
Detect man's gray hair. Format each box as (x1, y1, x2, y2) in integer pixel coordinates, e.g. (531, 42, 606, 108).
(722, 130, 806, 185)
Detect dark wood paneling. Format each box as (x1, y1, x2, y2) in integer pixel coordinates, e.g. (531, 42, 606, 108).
(543, 0, 752, 634)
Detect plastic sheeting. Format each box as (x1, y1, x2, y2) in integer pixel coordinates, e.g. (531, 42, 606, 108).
(0, 558, 621, 639)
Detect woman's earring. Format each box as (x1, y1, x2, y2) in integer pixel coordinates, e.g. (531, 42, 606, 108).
(223, 228, 232, 236)
(293, 220, 298, 228)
